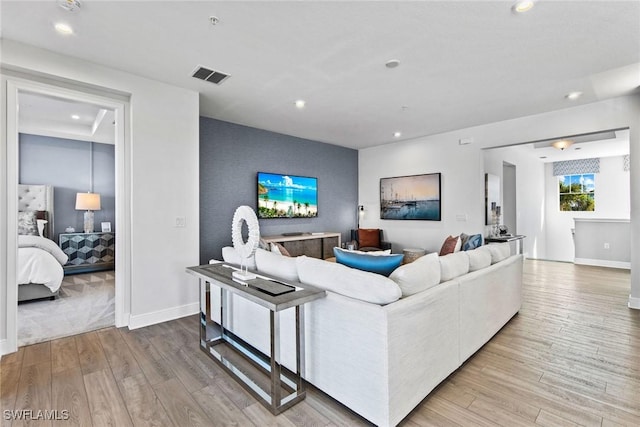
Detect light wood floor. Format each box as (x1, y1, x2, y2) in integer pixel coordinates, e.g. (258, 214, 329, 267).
(1, 260, 639, 426)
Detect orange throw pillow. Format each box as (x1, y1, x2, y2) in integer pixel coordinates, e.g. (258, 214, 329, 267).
(440, 235, 460, 256)
(358, 228, 381, 249)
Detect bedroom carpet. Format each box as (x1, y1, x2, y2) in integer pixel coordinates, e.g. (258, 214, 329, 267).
(18, 271, 115, 346)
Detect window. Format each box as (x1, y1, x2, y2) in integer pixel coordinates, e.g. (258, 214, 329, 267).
(559, 174, 595, 211)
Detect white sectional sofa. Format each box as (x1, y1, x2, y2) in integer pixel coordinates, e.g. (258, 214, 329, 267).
(216, 243, 523, 426)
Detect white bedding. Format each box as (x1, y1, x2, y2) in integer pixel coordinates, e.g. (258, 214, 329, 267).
(18, 235, 68, 292)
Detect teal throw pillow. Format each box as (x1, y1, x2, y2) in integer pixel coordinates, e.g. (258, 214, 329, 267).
(333, 247, 404, 276)
(463, 234, 483, 251)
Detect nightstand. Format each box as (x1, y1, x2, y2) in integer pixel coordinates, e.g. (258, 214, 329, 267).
(59, 232, 115, 274)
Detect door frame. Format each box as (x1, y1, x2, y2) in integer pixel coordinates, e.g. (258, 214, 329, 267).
(3, 77, 131, 354)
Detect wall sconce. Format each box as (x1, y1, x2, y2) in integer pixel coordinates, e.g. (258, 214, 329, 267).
(76, 192, 101, 233)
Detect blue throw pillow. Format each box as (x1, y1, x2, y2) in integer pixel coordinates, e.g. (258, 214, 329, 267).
(463, 234, 483, 251)
(333, 247, 404, 276)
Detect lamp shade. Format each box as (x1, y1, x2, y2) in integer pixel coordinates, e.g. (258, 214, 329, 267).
(75, 192, 101, 211)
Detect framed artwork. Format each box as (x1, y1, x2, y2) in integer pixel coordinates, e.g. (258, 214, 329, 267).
(101, 222, 112, 232)
(380, 173, 441, 220)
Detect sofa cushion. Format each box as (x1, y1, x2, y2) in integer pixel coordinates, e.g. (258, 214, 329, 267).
(485, 243, 511, 264)
(439, 251, 470, 282)
(254, 248, 299, 282)
(462, 234, 483, 251)
(358, 228, 381, 249)
(270, 242, 291, 256)
(466, 246, 492, 272)
(221, 246, 257, 270)
(334, 247, 404, 277)
(389, 252, 441, 297)
(296, 256, 401, 304)
(439, 235, 461, 256)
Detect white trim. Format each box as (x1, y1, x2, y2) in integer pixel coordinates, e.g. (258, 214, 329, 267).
(573, 218, 630, 223)
(128, 302, 200, 330)
(3, 77, 131, 353)
(628, 295, 640, 310)
(574, 258, 631, 270)
(0, 339, 9, 356)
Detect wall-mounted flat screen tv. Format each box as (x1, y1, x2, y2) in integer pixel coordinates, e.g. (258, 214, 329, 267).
(257, 172, 318, 218)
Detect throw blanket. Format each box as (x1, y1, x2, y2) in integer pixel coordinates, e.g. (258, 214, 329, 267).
(18, 235, 68, 265)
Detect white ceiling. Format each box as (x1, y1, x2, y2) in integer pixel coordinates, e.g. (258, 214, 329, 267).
(1, 1, 639, 150)
(501, 129, 630, 163)
(18, 92, 115, 144)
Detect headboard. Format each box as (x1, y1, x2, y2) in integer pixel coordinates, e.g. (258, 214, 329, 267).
(18, 184, 54, 238)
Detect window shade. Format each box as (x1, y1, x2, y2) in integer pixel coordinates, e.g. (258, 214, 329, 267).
(553, 158, 600, 176)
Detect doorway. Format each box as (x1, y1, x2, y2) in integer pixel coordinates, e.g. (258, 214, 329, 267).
(3, 78, 130, 354)
(503, 162, 517, 236)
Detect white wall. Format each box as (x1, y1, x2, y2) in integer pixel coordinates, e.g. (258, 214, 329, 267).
(359, 137, 484, 254)
(1, 40, 200, 350)
(544, 156, 630, 262)
(359, 95, 640, 308)
(483, 146, 547, 259)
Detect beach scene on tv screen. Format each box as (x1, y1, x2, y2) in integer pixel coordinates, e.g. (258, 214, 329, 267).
(258, 173, 318, 218)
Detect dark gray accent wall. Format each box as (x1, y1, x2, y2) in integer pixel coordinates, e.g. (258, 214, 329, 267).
(200, 117, 358, 263)
(19, 134, 116, 239)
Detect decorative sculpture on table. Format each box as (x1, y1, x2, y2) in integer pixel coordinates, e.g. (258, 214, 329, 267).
(231, 205, 260, 281)
(491, 202, 502, 237)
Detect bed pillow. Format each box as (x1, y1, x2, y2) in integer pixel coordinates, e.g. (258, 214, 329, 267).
(389, 252, 441, 297)
(36, 219, 48, 238)
(333, 247, 403, 277)
(18, 211, 39, 236)
(296, 255, 401, 304)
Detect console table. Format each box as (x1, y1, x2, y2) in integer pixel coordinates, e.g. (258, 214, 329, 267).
(261, 232, 341, 259)
(59, 232, 115, 274)
(485, 234, 526, 255)
(186, 263, 325, 414)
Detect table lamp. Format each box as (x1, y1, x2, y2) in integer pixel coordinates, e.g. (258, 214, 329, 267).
(75, 192, 101, 233)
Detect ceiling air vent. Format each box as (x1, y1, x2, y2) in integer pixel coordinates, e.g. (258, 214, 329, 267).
(191, 65, 230, 85)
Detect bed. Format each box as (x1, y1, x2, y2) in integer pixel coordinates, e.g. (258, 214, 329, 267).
(17, 184, 68, 302)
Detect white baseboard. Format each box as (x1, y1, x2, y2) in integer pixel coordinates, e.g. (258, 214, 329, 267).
(0, 339, 9, 357)
(128, 302, 199, 330)
(629, 295, 640, 310)
(574, 258, 631, 270)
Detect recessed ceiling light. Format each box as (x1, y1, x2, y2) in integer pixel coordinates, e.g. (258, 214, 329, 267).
(54, 22, 74, 35)
(385, 59, 400, 69)
(210, 16, 220, 26)
(565, 91, 583, 100)
(512, 0, 535, 13)
(393, 131, 402, 138)
(71, 114, 80, 120)
(295, 100, 306, 109)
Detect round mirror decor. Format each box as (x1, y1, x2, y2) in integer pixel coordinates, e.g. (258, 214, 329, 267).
(231, 205, 260, 281)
